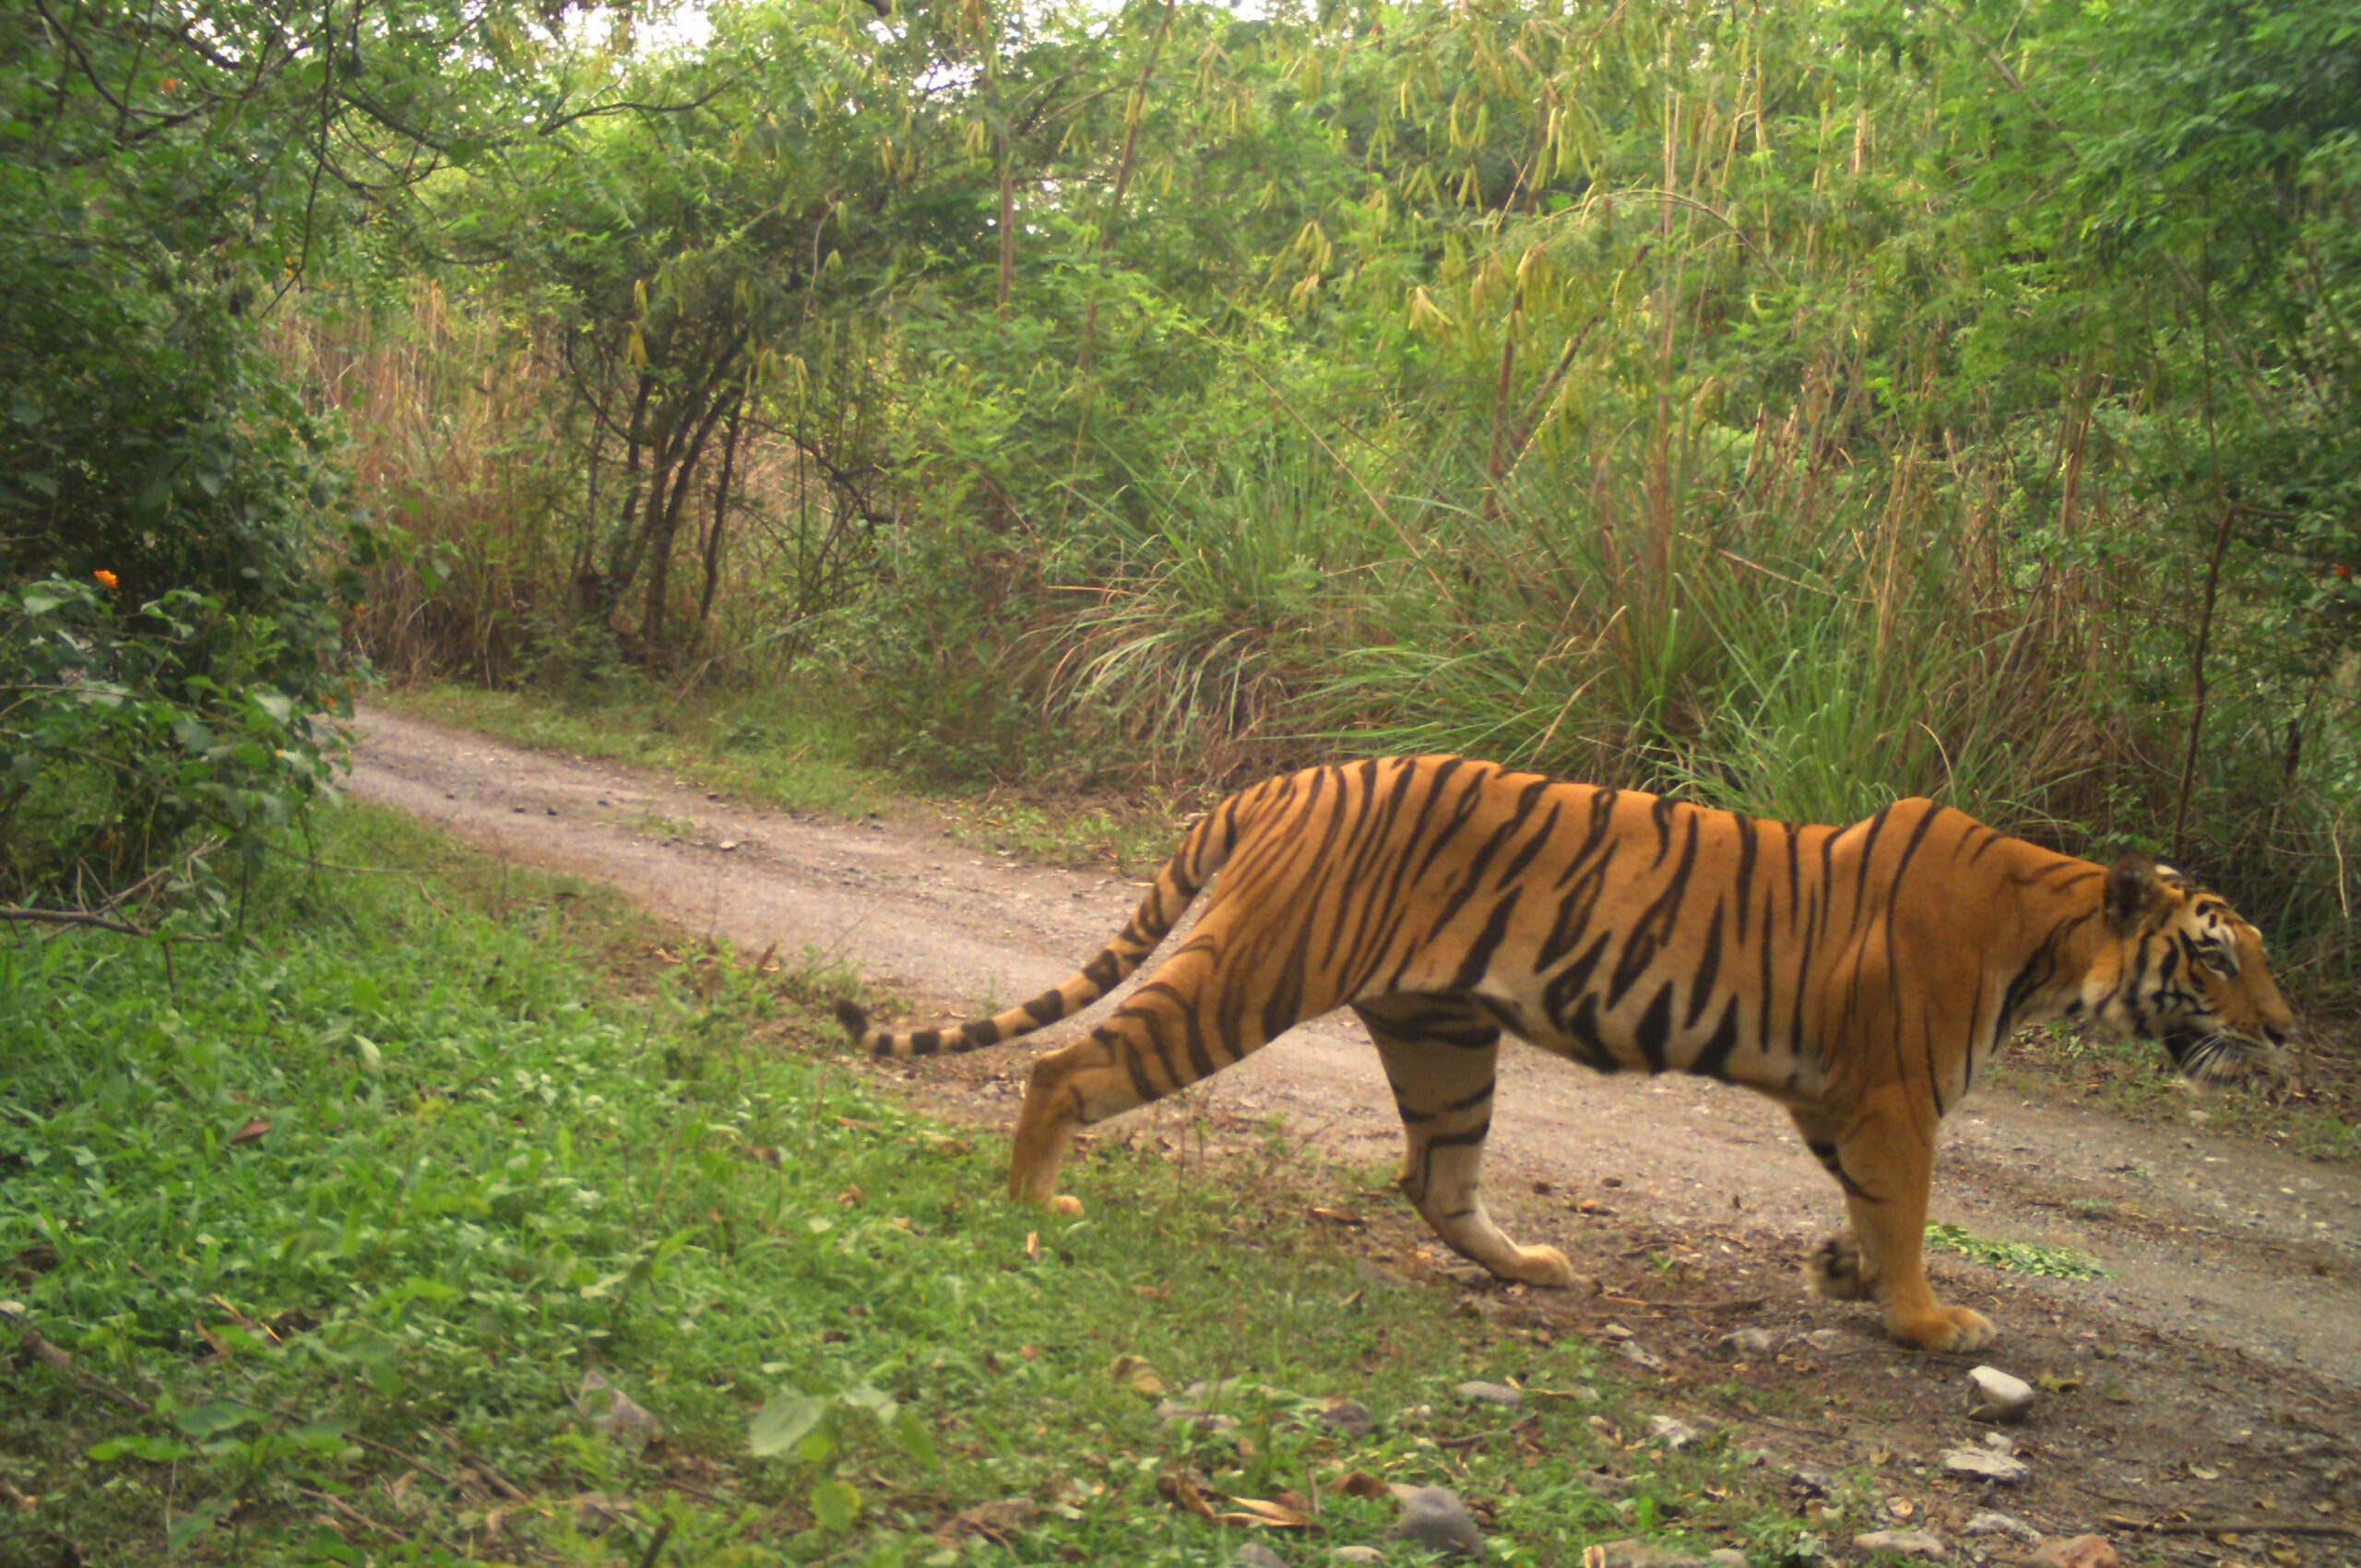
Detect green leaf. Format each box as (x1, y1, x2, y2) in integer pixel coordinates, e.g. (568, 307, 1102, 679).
(172, 1401, 256, 1438)
(748, 1390, 828, 1457)
(892, 1408, 939, 1468)
(809, 1479, 861, 1530)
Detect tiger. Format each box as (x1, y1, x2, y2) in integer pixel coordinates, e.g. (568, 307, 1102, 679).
(835, 755, 2293, 1351)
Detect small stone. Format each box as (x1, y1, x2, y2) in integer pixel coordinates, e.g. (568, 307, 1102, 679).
(1789, 1328, 1843, 1351)
(1983, 1432, 2013, 1452)
(1964, 1511, 2041, 1545)
(1456, 1380, 1523, 1408)
(1334, 1550, 1388, 1566)
(576, 1371, 661, 1442)
(1941, 1446, 2031, 1485)
(1596, 1538, 1705, 1568)
(1854, 1530, 1948, 1560)
(2027, 1538, 2118, 1568)
(1618, 1339, 1667, 1372)
(1719, 1327, 1779, 1358)
(1964, 1366, 2035, 1424)
(1234, 1545, 1287, 1568)
(1319, 1400, 1377, 1437)
(1393, 1486, 1482, 1557)
(1709, 1553, 1749, 1568)
(1649, 1414, 1705, 1451)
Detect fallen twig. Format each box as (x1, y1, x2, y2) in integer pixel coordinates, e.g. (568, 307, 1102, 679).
(14, 1324, 154, 1414)
(2105, 1515, 2359, 1539)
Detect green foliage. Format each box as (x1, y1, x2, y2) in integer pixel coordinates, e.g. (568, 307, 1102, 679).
(0, 0, 563, 907)
(0, 576, 347, 901)
(1923, 1224, 2111, 1281)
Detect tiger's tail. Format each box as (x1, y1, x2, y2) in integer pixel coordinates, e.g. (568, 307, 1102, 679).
(834, 790, 1252, 1060)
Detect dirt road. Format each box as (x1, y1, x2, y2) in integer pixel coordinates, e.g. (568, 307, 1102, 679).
(347, 706, 2361, 1396)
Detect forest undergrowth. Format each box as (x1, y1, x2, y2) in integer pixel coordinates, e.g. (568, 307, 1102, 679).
(302, 0, 2360, 1012)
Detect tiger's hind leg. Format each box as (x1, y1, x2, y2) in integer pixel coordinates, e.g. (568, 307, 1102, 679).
(1356, 997, 1579, 1289)
(1008, 940, 1287, 1215)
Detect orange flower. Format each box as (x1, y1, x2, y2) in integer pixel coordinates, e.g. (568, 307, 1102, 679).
(93, 569, 119, 589)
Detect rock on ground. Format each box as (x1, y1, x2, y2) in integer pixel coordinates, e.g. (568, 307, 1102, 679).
(1965, 1366, 2036, 1423)
(1853, 1528, 1949, 1560)
(2029, 1537, 2121, 1568)
(1941, 1445, 2032, 1484)
(1393, 1486, 1483, 1557)
(1456, 1380, 1524, 1408)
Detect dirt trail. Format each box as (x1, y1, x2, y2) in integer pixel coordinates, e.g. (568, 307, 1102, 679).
(347, 706, 2361, 1398)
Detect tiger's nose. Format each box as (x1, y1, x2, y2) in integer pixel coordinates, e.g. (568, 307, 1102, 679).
(2264, 1025, 2289, 1047)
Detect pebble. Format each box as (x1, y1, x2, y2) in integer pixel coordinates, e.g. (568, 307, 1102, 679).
(1964, 1511, 2042, 1545)
(2028, 1538, 2119, 1568)
(1233, 1546, 1287, 1568)
(1709, 1552, 1750, 1568)
(1618, 1339, 1668, 1372)
(1333, 1550, 1388, 1566)
(1318, 1400, 1377, 1437)
(1393, 1486, 1483, 1557)
(1789, 1328, 1844, 1351)
(1941, 1446, 2031, 1485)
(1456, 1380, 1524, 1408)
(1854, 1529, 1948, 1560)
(1649, 1414, 1705, 1451)
(1964, 1366, 2036, 1423)
(1719, 1327, 1779, 1357)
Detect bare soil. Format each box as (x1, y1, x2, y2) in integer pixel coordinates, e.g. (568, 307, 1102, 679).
(348, 704, 2361, 1565)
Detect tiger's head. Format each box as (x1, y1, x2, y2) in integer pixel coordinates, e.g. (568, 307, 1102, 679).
(2083, 855, 2295, 1080)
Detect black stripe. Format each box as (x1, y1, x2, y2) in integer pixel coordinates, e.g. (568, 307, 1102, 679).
(1633, 981, 1675, 1073)
(1448, 887, 1522, 992)
(1684, 899, 1725, 1028)
(1691, 995, 1743, 1081)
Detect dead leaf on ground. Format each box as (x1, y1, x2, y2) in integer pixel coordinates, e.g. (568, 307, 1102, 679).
(1310, 1206, 1365, 1227)
(1330, 1469, 1390, 1500)
(1157, 1471, 1218, 1520)
(1216, 1493, 1313, 1529)
(229, 1118, 270, 1146)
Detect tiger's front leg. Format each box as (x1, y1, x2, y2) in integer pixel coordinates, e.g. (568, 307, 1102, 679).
(1793, 1099, 1995, 1352)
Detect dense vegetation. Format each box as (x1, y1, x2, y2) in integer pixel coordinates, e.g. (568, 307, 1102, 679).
(4, 0, 2356, 987)
(318, 0, 2361, 991)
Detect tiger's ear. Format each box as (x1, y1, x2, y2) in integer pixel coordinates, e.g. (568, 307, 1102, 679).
(2104, 853, 2168, 934)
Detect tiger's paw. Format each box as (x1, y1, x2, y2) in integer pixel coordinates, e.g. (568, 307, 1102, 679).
(1050, 1194, 1086, 1219)
(1887, 1303, 1997, 1353)
(1805, 1232, 1877, 1301)
(1501, 1244, 1581, 1289)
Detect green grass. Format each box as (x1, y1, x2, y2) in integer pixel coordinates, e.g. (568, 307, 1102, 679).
(0, 805, 1809, 1566)
(381, 682, 1191, 874)
(1921, 1225, 2108, 1281)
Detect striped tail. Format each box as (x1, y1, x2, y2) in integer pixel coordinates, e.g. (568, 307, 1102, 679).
(833, 794, 1247, 1060)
